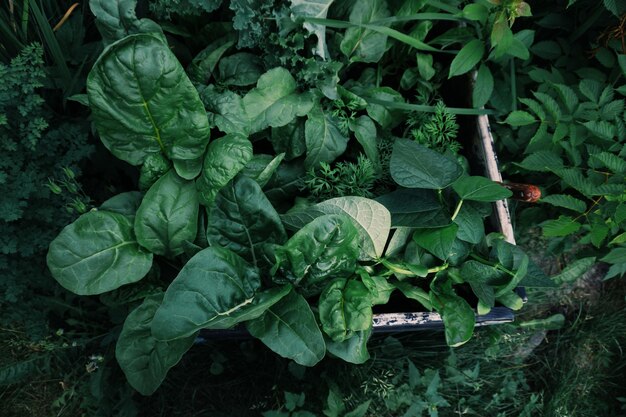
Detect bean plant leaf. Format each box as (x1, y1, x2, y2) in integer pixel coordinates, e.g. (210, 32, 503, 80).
(272, 215, 360, 295)
(196, 134, 253, 206)
(304, 107, 349, 169)
(390, 139, 463, 189)
(151, 247, 261, 341)
(319, 279, 373, 342)
(87, 34, 210, 179)
(247, 289, 326, 366)
(412, 224, 459, 261)
(243, 67, 315, 133)
(449, 39, 484, 78)
(135, 170, 199, 257)
(47, 210, 153, 295)
(375, 188, 450, 228)
(206, 175, 286, 267)
(116, 293, 196, 396)
(316, 197, 391, 259)
(452, 176, 512, 202)
(453, 202, 487, 244)
(89, 0, 164, 46)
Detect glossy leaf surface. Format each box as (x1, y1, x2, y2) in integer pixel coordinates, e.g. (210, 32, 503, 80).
(47, 210, 153, 295)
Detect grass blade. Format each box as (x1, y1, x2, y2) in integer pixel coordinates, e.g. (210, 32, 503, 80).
(363, 96, 498, 115)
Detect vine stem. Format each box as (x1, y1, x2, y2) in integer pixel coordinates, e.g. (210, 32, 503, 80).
(450, 199, 464, 221)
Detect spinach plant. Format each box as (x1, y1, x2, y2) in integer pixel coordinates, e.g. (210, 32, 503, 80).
(47, 0, 546, 395)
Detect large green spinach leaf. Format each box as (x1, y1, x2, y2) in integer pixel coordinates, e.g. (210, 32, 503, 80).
(319, 278, 372, 342)
(273, 214, 360, 295)
(151, 247, 262, 341)
(135, 170, 199, 257)
(246, 289, 326, 366)
(47, 210, 153, 295)
(196, 133, 253, 206)
(87, 34, 210, 179)
(116, 293, 196, 395)
(206, 175, 286, 267)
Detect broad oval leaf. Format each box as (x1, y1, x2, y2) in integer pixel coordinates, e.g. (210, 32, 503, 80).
(316, 197, 391, 259)
(472, 64, 493, 108)
(116, 293, 196, 396)
(90, 0, 164, 46)
(375, 188, 450, 228)
(151, 247, 260, 341)
(246, 289, 326, 366)
(87, 34, 210, 178)
(206, 175, 287, 267)
(100, 191, 143, 217)
(412, 224, 459, 261)
(431, 282, 476, 347)
(196, 133, 253, 206)
(449, 39, 484, 78)
(452, 176, 512, 202)
(319, 279, 373, 342)
(134, 170, 199, 257)
(47, 210, 153, 295)
(390, 139, 463, 190)
(273, 214, 360, 295)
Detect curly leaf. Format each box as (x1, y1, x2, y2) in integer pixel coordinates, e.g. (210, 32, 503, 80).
(87, 34, 210, 178)
(116, 294, 196, 396)
(47, 210, 153, 295)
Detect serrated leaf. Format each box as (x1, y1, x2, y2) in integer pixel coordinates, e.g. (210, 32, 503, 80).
(590, 152, 626, 173)
(449, 39, 484, 78)
(541, 194, 586, 213)
(504, 110, 537, 126)
(551, 83, 579, 114)
(517, 151, 563, 172)
(533, 91, 561, 122)
(553, 257, 596, 284)
(542, 216, 581, 237)
(601, 248, 626, 264)
(584, 121, 616, 141)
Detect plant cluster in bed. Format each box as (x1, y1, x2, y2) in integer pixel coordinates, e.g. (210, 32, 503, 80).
(45, 0, 548, 395)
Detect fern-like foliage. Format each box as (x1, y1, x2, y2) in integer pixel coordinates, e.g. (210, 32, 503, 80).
(303, 155, 378, 202)
(0, 44, 93, 330)
(407, 101, 461, 154)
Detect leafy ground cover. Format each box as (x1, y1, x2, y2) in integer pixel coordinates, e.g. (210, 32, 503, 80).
(2, 0, 626, 415)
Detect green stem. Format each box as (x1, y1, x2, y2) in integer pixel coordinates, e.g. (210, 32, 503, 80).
(469, 253, 515, 276)
(21, 0, 29, 36)
(451, 199, 464, 221)
(428, 263, 449, 274)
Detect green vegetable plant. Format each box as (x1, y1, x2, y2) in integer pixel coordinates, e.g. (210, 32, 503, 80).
(46, 0, 546, 395)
